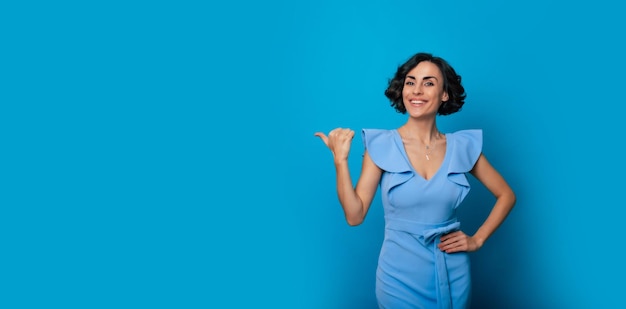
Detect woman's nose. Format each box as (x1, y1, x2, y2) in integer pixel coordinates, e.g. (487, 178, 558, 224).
(412, 85, 422, 94)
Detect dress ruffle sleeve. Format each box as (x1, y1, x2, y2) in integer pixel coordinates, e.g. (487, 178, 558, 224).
(362, 129, 414, 192)
(446, 129, 483, 202)
(361, 129, 411, 173)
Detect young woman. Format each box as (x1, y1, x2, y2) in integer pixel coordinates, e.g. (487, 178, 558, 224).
(315, 52, 516, 308)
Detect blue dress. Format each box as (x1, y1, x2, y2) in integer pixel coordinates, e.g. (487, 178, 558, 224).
(362, 129, 482, 309)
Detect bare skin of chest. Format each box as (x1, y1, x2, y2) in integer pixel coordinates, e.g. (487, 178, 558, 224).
(402, 140, 447, 181)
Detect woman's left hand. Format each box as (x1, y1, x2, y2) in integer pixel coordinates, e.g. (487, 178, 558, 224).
(438, 231, 482, 253)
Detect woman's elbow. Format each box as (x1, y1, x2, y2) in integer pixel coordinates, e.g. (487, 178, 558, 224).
(346, 215, 364, 226)
(505, 188, 517, 208)
(495, 187, 516, 209)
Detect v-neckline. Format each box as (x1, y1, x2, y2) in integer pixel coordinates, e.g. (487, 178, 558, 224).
(393, 129, 450, 182)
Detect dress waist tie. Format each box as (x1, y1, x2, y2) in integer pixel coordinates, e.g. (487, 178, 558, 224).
(385, 218, 461, 309)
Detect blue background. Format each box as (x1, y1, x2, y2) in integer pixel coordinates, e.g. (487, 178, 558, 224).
(2, 0, 625, 308)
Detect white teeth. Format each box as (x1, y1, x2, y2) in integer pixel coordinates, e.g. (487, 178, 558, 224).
(410, 100, 424, 104)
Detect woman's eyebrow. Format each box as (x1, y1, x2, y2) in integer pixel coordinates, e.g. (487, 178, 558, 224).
(406, 75, 439, 81)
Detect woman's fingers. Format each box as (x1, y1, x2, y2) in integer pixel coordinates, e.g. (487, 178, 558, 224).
(329, 128, 355, 141)
(315, 128, 355, 162)
(437, 231, 481, 253)
(314, 132, 329, 146)
(438, 231, 468, 253)
(315, 128, 355, 147)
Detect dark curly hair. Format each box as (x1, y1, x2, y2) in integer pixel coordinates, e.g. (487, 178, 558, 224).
(384, 52, 466, 115)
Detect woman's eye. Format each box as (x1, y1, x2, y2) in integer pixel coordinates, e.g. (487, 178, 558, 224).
(424, 81, 434, 86)
(405, 81, 414, 85)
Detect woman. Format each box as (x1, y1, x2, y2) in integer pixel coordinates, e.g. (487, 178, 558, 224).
(315, 52, 516, 308)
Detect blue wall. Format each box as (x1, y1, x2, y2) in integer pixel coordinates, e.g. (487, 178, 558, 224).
(3, 0, 625, 308)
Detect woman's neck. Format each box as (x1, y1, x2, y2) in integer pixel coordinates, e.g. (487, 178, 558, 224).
(400, 120, 441, 145)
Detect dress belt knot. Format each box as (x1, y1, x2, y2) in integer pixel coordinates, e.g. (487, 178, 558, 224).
(385, 218, 461, 309)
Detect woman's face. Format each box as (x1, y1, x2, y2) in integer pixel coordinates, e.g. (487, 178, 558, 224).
(402, 61, 449, 118)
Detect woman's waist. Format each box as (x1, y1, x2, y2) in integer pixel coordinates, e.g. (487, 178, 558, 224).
(384, 216, 459, 235)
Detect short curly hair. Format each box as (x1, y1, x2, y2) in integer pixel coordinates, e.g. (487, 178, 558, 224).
(384, 52, 466, 115)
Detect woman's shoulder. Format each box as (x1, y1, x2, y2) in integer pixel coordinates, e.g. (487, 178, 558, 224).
(362, 128, 396, 136)
(361, 128, 408, 172)
(448, 129, 482, 139)
(361, 128, 397, 147)
(361, 128, 400, 148)
(447, 129, 482, 150)
(446, 129, 483, 175)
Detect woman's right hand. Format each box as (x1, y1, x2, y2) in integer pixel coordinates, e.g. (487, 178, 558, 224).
(314, 128, 355, 163)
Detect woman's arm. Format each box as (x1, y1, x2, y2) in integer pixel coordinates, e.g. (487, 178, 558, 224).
(469, 154, 516, 247)
(439, 153, 516, 253)
(316, 128, 382, 226)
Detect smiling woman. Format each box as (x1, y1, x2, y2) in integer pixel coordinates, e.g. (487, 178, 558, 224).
(315, 52, 516, 309)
